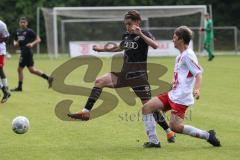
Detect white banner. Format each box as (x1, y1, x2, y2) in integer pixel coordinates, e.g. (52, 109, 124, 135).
(69, 40, 193, 57)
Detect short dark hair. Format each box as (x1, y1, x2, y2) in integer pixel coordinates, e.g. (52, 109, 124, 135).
(124, 10, 141, 21)
(19, 16, 28, 22)
(174, 26, 193, 45)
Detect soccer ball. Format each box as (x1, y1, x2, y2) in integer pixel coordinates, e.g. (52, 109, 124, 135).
(12, 116, 30, 134)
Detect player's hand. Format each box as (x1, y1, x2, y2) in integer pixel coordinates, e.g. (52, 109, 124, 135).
(14, 41, 19, 47)
(93, 45, 103, 52)
(26, 43, 33, 48)
(193, 89, 200, 100)
(131, 25, 142, 35)
(199, 28, 205, 32)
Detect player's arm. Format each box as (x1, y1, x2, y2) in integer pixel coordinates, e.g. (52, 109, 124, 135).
(0, 23, 10, 43)
(13, 40, 19, 48)
(93, 44, 123, 52)
(131, 25, 158, 49)
(200, 21, 212, 32)
(0, 36, 8, 43)
(32, 35, 41, 46)
(205, 22, 212, 32)
(193, 73, 202, 99)
(13, 30, 19, 48)
(26, 35, 41, 48)
(183, 55, 203, 99)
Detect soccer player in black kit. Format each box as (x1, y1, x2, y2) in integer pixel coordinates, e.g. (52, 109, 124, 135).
(11, 17, 53, 92)
(68, 10, 175, 147)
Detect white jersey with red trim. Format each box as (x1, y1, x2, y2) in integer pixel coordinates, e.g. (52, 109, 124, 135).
(0, 20, 9, 38)
(0, 42, 6, 55)
(0, 20, 9, 55)
(168, 48, 202, 106)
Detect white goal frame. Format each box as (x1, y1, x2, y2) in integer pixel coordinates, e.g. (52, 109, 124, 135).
(42, 5, 207, 57)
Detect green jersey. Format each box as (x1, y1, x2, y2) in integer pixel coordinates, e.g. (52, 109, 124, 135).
(204, 19, 213, 44)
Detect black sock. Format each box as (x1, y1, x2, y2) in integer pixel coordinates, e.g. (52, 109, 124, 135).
(84, 87, 102, 111)
(18, 81, 23, 89)
(153, 111, 170, 131)
(1, 86, 5, 94)
(1, 86, 8, 94)
(41, 73, 49, 80)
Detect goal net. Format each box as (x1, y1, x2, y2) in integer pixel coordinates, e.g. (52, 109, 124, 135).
(41, 6, 208, 57)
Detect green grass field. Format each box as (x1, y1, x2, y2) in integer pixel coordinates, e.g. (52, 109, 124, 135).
(0, 54, 240, 160)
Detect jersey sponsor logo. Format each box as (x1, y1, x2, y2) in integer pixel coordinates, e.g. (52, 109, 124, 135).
(18, 35, 25, 41)
(122, 41, 138, 50)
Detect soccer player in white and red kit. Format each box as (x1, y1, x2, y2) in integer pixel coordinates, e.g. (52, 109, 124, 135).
(141, 26, 221, 148)
(0, 20, 11, 103)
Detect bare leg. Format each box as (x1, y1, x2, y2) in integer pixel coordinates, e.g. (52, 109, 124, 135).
(28, 66, 45, 77)
(0, 67, 10, 103)
(28, 66, 52, 87)
(18, 67, 24, 82)
(11, 67, 24, 91)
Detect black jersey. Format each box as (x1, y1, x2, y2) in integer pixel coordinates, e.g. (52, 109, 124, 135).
(120, 30, 154, 77)
(15, 28, 37, 55)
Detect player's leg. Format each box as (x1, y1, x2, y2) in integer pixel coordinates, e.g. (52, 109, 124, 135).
(28, 66, 47, 78)
(27, 63, 53, 88)
(0, 55, 10, 103)
(169, 110, 221, 147)
(0, 68, 10, 103)
(133, 82, 175, 143)
(208, 41, 215, 61)
(11, 56, 25, 91)
(141, 97, 165, 148)
(83, 72, 118, 111)
(204, 42, 214, 61)
(11, 67, 24, 91)
(67, 72, 118, 120)
(152, 110, 175, 143)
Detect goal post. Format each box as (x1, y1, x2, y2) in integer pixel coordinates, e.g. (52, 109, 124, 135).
(42, 5, 208, 57)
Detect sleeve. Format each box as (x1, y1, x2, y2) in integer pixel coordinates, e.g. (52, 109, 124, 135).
(183, 55, 203, 76)
(29, 29, 37, 40)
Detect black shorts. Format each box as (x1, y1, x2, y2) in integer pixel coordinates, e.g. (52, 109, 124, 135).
(19, 55, 34, 68)
(111, 72, 151, 101)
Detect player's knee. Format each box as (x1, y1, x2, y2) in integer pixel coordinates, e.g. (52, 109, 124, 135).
(169, 121, 182, 133)
(94, 77, 105, 88)
(17, 68, 22, 73)
(29, 68, 35, 74)
(142, 103, 150, 115)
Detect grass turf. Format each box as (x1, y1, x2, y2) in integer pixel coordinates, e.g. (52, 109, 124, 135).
(0, 54, 239, 160)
